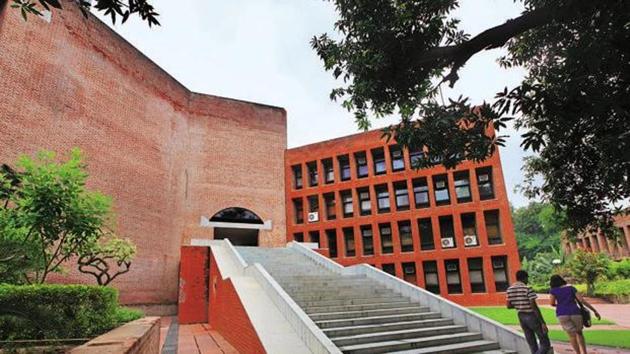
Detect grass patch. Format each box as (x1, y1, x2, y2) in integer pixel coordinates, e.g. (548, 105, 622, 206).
(470, 307, 614, 325)
(548, 330, 630, 349)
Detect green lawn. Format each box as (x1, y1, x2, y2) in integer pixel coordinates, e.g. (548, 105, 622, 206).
(470, 307, 614, 325)
(548, 330, 630, 349)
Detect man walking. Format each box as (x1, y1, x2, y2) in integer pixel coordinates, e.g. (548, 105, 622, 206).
(507, 270, 552, 354)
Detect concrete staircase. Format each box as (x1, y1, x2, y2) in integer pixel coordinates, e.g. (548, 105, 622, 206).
(236, 246, 516, 354)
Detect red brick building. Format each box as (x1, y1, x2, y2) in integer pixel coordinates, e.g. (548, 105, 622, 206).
(0, 4, 287, 314)
(562, 213, 630, 260)
(1, 1, 520, 312)
(285, 130, 521, 305)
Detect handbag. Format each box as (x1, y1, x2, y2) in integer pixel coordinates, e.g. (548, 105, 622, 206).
(576, 298, 592, 328)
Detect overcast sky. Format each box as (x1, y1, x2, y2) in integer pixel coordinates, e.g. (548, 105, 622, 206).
(99, 0, 533, 207)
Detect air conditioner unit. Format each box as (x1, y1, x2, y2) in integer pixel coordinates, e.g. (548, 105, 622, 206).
(493, 258, 505, 268)
(446, 263, 458, 272)
(436, 181, 446, 188)
(464, 235, 479, 246)
(392, 150, 402, 157)
(441, 237, 455, 248)
(479, 174, 489, 182)
(404, 266, 415, 274)
(307, 212, 319, 223)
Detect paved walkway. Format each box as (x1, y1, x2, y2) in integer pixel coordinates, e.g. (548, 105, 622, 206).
(159, 317, 239, 354)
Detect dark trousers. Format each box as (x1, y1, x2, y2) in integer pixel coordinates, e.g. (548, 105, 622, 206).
(518, 312, 552, 354)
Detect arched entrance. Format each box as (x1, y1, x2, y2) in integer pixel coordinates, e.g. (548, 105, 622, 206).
(209, 207, 263, 246)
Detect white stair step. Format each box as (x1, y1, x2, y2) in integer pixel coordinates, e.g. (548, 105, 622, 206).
(322, 318, 455, 337)
(316, 312, 442, 329)
(339, 332, 485, 354)
(385, 340, 501, 354)
(310, 306, 430, 321)
(306, 301, 420, 315)
(331, 325, 468, 347)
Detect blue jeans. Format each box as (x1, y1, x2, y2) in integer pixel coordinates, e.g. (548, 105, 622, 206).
(518, 312, 552, 354)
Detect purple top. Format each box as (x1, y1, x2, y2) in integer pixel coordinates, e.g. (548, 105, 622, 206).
(550, 285, 581, 316)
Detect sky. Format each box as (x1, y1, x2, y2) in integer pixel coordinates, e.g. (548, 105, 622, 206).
(98, 0, 533, 207)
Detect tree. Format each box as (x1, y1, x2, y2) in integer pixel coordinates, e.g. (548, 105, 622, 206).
(312, 0, 630, 236)
(78, 235, 136, 286)
(5, 0, 159, 26)
(0, 149, 134, 284)
(568, 250, 610, 296)
(512, 202, 563, 261)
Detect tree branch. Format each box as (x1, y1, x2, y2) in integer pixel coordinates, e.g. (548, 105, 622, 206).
(413, 4, 570, 86)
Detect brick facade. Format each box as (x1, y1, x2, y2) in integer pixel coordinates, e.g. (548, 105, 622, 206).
(0, 4, 287, 309)
(563, 214, 630, 260)
(285, 130, 521, 305)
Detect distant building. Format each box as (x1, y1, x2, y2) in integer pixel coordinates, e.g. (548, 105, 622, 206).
(562, 214, 630, 259)
(285, 130, 521, 306)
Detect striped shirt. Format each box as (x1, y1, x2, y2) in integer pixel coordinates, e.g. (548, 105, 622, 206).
(507, 281, 537, 313)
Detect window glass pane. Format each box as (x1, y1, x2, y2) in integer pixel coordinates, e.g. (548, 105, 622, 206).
(355, 152, 368, 178)
(461, 213, 478, 247)
(343, 227, 355, 257)
(372, 148, 386, 175)
(338, 155, 351, 181)
(293, 198, 303, 224)
(361, 226, 374, 256)
(358, 188, 371, 215)
(433, 174, 450, 205)
(307, 161, 318, 187)
(454, 171, 472, 203)
(293, 232, 304, 242)
(292, 165, 303, 189)
(375, 184, 390, 213)
(394, 181, 410, 210)
(324, 193, 336, 220)
(412, 178, 430, 208)
(402, 262, 417, 284)
(468, 258, 486, 293)
(308, 231, 320, 248)
(399, 221, 413, 252)
(382, 263, 396, 276)
(439, 215, 456, 248)
(477, 167, 495, 200)
(326, 229, 338, 258)
(445, 259, 462, 294)
(409, 148, 422, 168)
(341, 190, 353, 217)
(322, 158, 334, 184)
(380, 224, 393, 254)
(418, 218, 435, 250)
(492, 256, 509, 291)
(423, 261, 440, 294)
(484, 210, 503, 245)
(390, 145, 405, 171)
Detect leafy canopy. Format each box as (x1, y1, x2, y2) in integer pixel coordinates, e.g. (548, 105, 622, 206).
(9, 0, 159, 26)
(313, 0, 630, 236)
(512, 202, 564, 261)
(0, 149, 134, 285)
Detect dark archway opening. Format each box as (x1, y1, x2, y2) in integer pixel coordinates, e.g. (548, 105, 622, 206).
(210, 207, 263, 246)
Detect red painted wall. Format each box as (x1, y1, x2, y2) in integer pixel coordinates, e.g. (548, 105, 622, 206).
(178, 246, 209, 324)
(285, 130, 521, 306)
(208, 251, 266, 354)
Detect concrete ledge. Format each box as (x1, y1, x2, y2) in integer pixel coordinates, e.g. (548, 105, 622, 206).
(69, 317, 160, 354)
(289, 241, 530, 354)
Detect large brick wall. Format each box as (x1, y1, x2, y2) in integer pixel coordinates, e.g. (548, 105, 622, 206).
(0, 4, 287, 309)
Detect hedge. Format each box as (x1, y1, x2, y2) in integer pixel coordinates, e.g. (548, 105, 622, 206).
(0, 284, 140, 340)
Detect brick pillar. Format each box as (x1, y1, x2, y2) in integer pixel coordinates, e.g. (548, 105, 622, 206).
(178, 246, 209, 324)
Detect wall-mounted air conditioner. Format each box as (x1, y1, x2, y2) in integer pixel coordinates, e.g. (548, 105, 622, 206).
(464, 235, 479, 246)
(307, 212, 319, 223)
(441, 237, 455, 248)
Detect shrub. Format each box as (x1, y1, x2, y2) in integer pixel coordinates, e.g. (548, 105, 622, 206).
(608, 258, 630, 280)
(113, 307, 143, 326)
(593, 279, 630, 296)
(0, 284, 133, 340)
(568, 250, 610, 296)
(531, 283, 550, 293)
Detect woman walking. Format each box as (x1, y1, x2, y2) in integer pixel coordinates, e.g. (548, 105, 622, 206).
(549, 275, 601, 354)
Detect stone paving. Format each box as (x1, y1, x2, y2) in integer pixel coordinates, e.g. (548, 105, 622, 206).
(159, 317, 239, 354)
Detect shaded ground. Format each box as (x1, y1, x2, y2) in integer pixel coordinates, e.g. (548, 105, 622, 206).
(159, 317, 239, 354)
